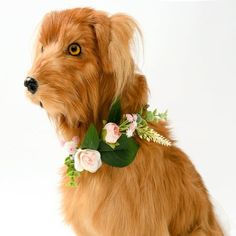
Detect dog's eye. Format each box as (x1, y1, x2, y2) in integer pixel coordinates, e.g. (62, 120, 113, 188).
(68, 43, 81, 56)
(41, 46, 44, 53)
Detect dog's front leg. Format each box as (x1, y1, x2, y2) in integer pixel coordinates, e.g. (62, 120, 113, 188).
(188, 228, 223, 236)
(188, 230, 207, 236)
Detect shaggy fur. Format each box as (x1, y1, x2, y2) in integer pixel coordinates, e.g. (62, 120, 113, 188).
(26, 8, 224, 236)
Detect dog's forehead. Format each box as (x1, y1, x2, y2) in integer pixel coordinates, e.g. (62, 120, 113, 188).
(39, 8, 94, 45)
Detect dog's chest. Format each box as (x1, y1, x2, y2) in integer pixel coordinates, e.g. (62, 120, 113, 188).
(61, 176, 106, 236)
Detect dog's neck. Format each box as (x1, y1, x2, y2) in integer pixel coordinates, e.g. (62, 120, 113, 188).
(57, 73, 148, 142)
(98, 72, 148, 121)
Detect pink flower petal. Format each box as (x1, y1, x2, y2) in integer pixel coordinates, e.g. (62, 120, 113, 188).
(60, 139, 66, 147)
(126, 114, 134, 122)
(132, 114, 138, 121)
(130, 122, 137, 132)
(72, 136, 79, 144)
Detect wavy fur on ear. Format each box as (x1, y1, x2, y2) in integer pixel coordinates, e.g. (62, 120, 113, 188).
(108, 14, 141, 97)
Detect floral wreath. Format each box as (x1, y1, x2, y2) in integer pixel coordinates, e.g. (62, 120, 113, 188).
(63, 100, 171, 186)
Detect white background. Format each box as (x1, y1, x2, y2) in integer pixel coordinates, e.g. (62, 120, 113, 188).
(0, 0, 235, 235)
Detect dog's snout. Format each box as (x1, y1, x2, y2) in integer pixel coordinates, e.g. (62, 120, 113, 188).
(24, 77, 38, 94)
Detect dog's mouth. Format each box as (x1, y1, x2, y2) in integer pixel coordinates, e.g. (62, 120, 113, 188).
(39, 101, 43, 108)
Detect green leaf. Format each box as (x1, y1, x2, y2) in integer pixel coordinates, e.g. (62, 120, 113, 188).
(64, 156, 71, 166)
(98, 134, 139, 167)
(67, 170, 75, 177)
(107, 99, 121, 123)
(80, 124, 100, 150)
(146, 111, 155, 122)
(67, 181, 77, 187)
(101, 129, 107, 142)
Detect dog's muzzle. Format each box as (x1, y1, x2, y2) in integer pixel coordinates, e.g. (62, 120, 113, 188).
(24, 77, 38, 94)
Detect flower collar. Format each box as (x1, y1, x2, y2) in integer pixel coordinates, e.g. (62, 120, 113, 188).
(63, 100, 171, 186)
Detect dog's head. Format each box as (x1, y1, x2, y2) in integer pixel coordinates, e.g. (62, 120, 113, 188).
(25, 8, 147, 138)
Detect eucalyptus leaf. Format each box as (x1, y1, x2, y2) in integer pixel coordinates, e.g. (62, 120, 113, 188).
(146, 111, 155, 121)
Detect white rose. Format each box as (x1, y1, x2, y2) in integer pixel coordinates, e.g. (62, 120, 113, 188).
(74, 149, 102, 173)
(64, 141, 77, 154)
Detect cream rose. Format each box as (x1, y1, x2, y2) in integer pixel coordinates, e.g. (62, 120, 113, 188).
(103, 123, 121, 144)
(63, 136, 79, 154)
(74, 149, 102, 173)
(64, 141, 77, 154)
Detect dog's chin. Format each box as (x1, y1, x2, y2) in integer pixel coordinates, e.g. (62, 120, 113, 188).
(25, 91, 55, 112)
(26, 92, 82, 129)
(25, 92, 42, 108)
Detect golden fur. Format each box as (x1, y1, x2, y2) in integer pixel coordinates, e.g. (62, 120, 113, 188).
(26, 8, 224, 236)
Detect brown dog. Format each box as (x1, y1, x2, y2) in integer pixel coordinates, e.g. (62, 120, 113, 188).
(25, 8, 224, 236)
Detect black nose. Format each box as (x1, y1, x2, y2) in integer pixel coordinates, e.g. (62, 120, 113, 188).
(24, 77, 38, 94)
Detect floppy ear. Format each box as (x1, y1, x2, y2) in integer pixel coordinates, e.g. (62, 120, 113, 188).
(108, 14, 140, 94)
(92, 12, 140, 95)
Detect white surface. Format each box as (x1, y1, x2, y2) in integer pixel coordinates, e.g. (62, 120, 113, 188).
(0, 0, 235, 235)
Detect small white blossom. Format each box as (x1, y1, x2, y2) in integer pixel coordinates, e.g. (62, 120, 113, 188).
(126, 128, 134, 138)
(64, 141, 77, 154)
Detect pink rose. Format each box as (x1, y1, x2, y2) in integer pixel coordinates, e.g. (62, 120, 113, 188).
(103, 123, 121, 144)
(74, 149, 102, 173)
